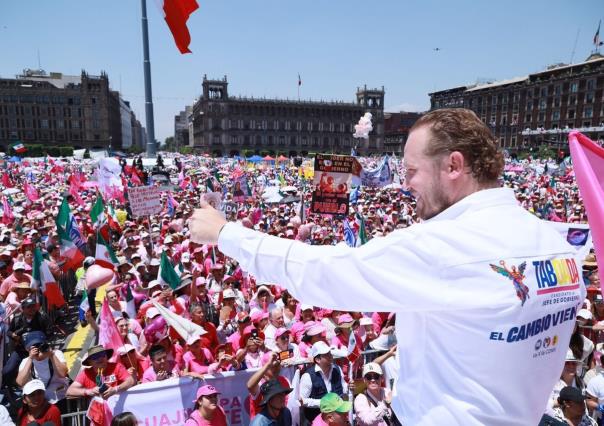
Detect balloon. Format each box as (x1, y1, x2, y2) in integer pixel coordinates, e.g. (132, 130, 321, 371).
(144, 316, 167, 343)
(85, 265, 115, 290)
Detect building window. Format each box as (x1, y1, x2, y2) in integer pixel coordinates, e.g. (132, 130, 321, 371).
(57, 119, 64, 129)
(570, 82, 578, 93)
(539, 99, 547, 110)
(554, 85, 561, 96)
(540, 87, 548, 97)
(584, 106, 593, 118)
(553, 110, 560, 121)
(41, 119, 49, 129)
(586, 92, 594, 103)
(583, 121, 591, 127)
(554, 97, 561, 108)
(569, 95, 577, 105)
(568, 110, 575, 119)
(587, 79, 595, 91)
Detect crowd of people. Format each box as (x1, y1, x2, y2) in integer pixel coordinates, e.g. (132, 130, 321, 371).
(0, 143, 600, 425)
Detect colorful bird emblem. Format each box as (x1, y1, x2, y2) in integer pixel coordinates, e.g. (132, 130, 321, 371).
(490, 261, 530, 306)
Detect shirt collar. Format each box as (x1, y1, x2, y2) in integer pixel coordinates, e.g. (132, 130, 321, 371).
(425, 187, 517, 223)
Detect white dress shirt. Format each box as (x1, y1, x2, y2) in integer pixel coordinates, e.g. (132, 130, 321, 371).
(219, 187, 584, 425)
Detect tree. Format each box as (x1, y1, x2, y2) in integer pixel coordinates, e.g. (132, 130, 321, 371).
(164, 136, 176, 152)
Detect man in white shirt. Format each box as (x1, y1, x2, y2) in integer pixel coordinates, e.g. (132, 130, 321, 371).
(299, 341, 347, 424)
(264, 307, 285, 351)
(190, 108, 584, 425)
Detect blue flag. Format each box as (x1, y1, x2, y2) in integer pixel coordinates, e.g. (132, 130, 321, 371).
(343, 219, 356, 247)
(349, 186, 360, 204)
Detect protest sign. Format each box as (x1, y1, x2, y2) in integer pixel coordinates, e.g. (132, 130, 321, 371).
(311, 154, 361, 216)
(128, 186, 164, 217)
(106, 372, 253, 425)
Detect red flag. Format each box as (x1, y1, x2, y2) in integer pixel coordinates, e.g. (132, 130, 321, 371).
(2, 173, 13, 188)
(160, 0, 199, 54)
(131, 171, 142, 186)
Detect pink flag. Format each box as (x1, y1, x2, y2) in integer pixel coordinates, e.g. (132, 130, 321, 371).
(23, 181, 39, 201)
(69, 180, 85, 206)
(2, 197, 13, 225)
(98, 299, 123, 360)
(568, 131, 604, 293)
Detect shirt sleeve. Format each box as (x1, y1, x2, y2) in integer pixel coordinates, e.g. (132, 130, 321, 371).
(218, 222, 444, 312)
(299, 372, 321, 408)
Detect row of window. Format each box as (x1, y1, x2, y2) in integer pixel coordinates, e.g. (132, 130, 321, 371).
(203, 118, 360, 133)
(0, 118, 83, 130)
(206, 103, 368, 119)
(204, 134, 355, 147)
(0, 94, 99, 105)
(0, 130, 83, 140)
(479, 105, 604, 126)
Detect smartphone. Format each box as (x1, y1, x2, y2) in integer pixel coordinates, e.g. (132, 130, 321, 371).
(98, 383, 109, 393)
(224, 343, 233, 356)
(278, 350, 292, 361)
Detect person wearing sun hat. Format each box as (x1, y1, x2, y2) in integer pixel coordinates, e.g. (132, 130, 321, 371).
(311, 392, 352, 426)
(66, 345, 134, 399)
(184, 384, 228, 426)
(0, 260, 31, 302)
(4, 281, 32, 310)
(249, 377, 293, 425)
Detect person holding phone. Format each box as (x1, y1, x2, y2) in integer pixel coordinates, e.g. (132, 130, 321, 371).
(66, 345, 135, 399)
(246, 352, 292, 420)
(236, 325, 267, 369)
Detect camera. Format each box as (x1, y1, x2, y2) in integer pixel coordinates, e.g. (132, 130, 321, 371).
(34, 343, 50, 352)
(250, 329, 259, 339)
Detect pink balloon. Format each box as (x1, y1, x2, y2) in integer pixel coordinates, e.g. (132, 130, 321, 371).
(144, 317, 167, 343)
(85, 265, 115, 290)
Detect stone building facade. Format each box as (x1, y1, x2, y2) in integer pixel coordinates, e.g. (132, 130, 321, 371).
(189, 75, 385, 156)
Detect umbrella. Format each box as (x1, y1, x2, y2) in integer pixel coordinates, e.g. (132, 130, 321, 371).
(247, 155, 263, 163)
(8, 156, 21, 163)
(2, 188, 21, 195)
(263, 155, 275, 161)
(277, 155, 289, 162)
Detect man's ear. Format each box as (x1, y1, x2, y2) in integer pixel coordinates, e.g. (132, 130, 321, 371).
(447, 151, 465, 178)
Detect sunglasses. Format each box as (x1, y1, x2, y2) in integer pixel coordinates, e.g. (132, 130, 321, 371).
(365, 373, 381, 382)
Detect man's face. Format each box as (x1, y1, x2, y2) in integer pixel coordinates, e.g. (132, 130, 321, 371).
(404, 126, 453, 220)
(564, 400, 586, 418)
(14, 269, 25, 278)
(151, 351, 168, 371)
(89, 354, 108, 371)
(316, 352, 333, 370)
(326, 412, 349, 425)
(107, 291, 119, 305)
(270, 309, 284, 328)
(268, 392, 287, 411)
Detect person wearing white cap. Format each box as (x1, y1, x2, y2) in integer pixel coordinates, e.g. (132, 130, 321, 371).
(299, 341, 347, 424)
(354, 362, 399, 426)
(18, 379, 61, 426)
(0, 260, 32, 302)
(545, 349, 584, 417)
(570, 309, 595, 368)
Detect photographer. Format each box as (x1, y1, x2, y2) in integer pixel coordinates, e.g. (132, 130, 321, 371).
(247, 351, 292, 419)
(16, 331, 68, 411)
(3, 297, 51, 387)
(354, 363, 400, 426)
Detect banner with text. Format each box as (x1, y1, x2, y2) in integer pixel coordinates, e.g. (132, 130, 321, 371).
(106, 372, 255, 426)
(311, 154, 361, 216)
(128, 186, 164, 217)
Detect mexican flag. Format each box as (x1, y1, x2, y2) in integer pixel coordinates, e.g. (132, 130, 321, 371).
(95, 232, 118, 270)
(90, 196, 110, 242)
(107, 204, 122, 234)
(56, 224, 85, 271)
(355, 212, 368, 247)
(33, 248, 66, 309)
(159, 251, 180, 290)
(10, 141, 26, 154)
(56, 198, 86, 250)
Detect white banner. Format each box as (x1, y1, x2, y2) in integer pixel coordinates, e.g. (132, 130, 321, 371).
(128, 186, 164, 217)
(106, 372, 255, 425)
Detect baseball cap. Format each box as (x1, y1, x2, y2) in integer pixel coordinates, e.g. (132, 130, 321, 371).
(577, 309, 593, 321)
(300, 304, 314, 312)
(193, 385, 219, 402)
(21, 297, 37, 308)
(83, 257, 96, 267)
(558, 386, 587, 402)
(23, 379, 46, 395)
(565, 349, 580, 362)
(223, 288, 236, 299)
(117, 344, 136, 355)
(319, 392, 352, 414)
(275, 327, 290, 339)
(310, 341, 331, 359)
(13, 261, 26, 271)
(23, 331, 47, 350)
(362, 362, 383, 377)
(146, 307, 160, 319)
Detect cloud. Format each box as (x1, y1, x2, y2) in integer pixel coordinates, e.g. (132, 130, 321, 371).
(385, 102, 428, 113)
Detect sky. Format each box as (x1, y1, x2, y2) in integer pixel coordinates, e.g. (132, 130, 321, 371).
(0, 0, 602, 143)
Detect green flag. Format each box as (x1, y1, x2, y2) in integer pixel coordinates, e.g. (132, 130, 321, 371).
(355, 213, 368, 246)
(159, 251, 180, 290)
(90, 196, 106, 226)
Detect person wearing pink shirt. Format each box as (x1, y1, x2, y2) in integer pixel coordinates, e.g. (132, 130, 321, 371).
(184, 385, 227, 426)
(141, 344, 180, 383)
(4, 282, 33, 312)
(226, 311, 252, 352)
(183, 334, 215, 376)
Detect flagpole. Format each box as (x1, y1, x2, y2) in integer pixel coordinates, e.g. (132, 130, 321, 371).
(141, 0, 157, 158)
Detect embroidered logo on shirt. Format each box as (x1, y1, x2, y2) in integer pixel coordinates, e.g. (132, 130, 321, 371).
(490, 261, 530, 306)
